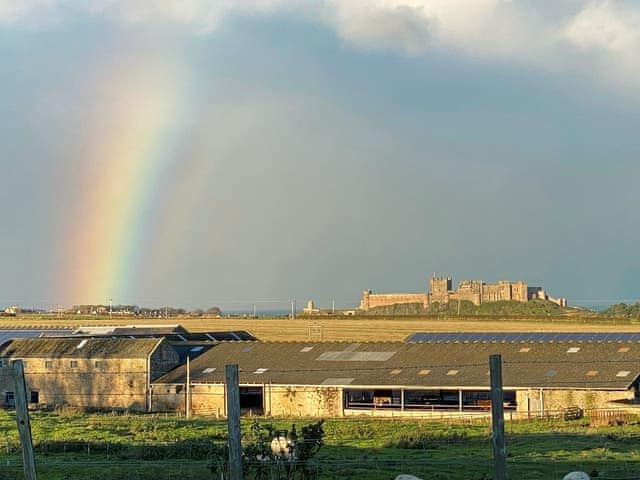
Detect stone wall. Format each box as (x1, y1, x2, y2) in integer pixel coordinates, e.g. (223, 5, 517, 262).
(515, 388, 634, 413)
(150, 342, 181, 381)
(151, 383, 344, 417)
(0, 357, 150, 411)
(360, 291, 428, 311)
(264, 385, 342, 417)
(151, 383, 635, 418)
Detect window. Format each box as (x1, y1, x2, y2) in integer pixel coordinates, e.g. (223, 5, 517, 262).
(519, 347, 531, 353)
(616, 371, 631, 378)
(254, 368, 268, 374)
(30, 391, 39, 404)
(567, 347, 581, 353)
(5, 392, 15, 407)
(390, 369, 402, 375)
(418, 369, 431, 375)
(70, 360, 78, 368)
(45, 361, 53, 369)
(300, 346, 314, 352)
(446, 370, 459, 376)
(94, 360, 105, 369)
(586, 370, 598, 377)
(202, 367, 216, 374)
(618, 347, 630, 353)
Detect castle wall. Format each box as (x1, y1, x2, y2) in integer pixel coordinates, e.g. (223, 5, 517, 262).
(449, 291, 481, 306)
(482, 282, 512, 302)
(511, 282, 528, 302)
(360, 292, 428, 311)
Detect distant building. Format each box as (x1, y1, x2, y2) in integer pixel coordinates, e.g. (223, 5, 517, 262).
(3, 306, 20, 316)
(360, 275, 567, 311)
(303, 300, 320, 315)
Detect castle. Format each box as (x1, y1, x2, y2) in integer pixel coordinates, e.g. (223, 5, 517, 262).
(359, 275, 567, 311)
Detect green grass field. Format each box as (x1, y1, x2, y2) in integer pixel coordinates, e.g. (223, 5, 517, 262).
(1, 410, 640, 479)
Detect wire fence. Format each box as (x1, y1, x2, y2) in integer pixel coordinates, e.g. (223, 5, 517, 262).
(1, 448, 639, 480)
(2, 409, 640, 479)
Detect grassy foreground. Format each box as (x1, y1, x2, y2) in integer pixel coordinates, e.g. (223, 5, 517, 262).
(1, 410, 640, 479)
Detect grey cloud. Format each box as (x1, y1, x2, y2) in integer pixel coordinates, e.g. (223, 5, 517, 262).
(332, 5, 433, 55)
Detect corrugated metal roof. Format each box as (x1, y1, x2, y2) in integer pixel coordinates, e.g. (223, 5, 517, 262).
(407, 332, 640, 343)
(0, 337, 162, 358)
(51, 329, 256, 342)
(0, 329, 72, 343)
(154, 341, 640, 390)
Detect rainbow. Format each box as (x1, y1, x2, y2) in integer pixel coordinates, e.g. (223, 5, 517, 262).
(57, 59, 189, 306)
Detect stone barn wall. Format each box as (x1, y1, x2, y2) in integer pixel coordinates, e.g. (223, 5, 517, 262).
(0, 357, 150, 411)
(150, 342, 181, 380)
(264, 385, 343, 417)
(151, 383, 344, 417)
(516, 388, 634, 413)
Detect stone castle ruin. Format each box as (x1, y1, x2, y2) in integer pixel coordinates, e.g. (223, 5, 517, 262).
(359, 275, 567, 311)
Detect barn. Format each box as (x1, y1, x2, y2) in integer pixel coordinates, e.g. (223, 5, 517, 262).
(152, 340, 640, 417)
(0, 326, 257, 412)
(0, 337, 179, 411)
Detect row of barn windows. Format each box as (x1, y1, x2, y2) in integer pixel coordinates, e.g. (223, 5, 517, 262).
(0, 360, 108, 369)
(4, 390, 39, 407)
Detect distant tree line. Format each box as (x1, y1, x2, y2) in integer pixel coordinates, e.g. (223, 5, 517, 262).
(599, 302, 640, 318)
(69, 305, 222, 317)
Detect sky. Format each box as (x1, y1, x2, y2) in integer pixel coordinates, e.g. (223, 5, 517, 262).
(1, 0, 640, 311)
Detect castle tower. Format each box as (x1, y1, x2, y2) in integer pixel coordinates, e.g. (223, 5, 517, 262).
(429, 276, 452, 304)
(359, 290, 371, 311)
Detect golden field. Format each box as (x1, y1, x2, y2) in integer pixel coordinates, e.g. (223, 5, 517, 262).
(1, 314, 639, 342)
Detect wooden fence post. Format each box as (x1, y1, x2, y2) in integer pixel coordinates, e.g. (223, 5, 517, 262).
(489, 354, 507, 480)
(12, 360, 37, 480)
(226, 364, 242, 480)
